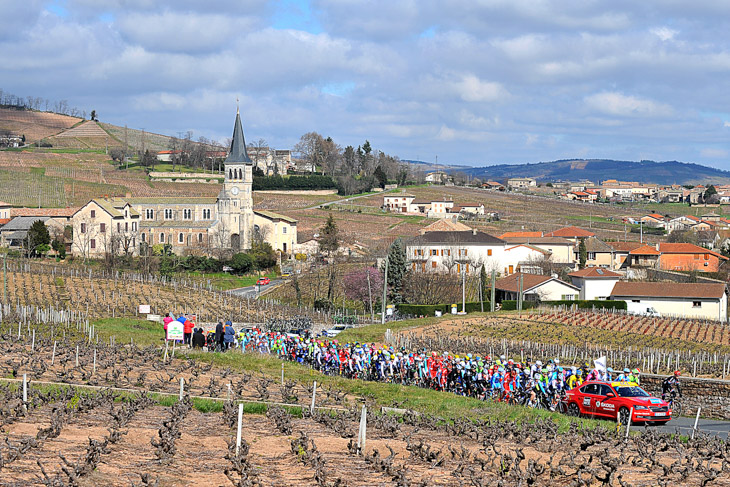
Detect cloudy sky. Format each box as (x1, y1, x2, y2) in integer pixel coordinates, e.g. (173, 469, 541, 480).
(3, 0, 730, 169)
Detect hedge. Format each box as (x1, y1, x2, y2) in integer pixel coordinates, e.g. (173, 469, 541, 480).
(398, 301, 491, 316)
(253, 174, 336, 190)
(542, 299, 627, 310)
(500, 300, 538, 311)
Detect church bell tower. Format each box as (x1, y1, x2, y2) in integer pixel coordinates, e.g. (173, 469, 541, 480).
(218, 104, 254, 251)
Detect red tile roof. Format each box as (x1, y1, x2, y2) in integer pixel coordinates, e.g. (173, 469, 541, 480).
(645, 213, 664, 219)
(610, 281, 726, 299)
(495, 272, 577, 293)
(498, 231, 543, 239)
(628, 245, 661, 255)
(605, 241, 644, 252)
(0, 218, 10, 226)
(568, 267, 622, 278)
(544, 226, 596, 238)
(658, 243, 728, 259)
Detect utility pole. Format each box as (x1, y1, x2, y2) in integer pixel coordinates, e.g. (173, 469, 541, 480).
(518, 274, 524, 311)
(366, 270, 374, 323)
(640, 220, 643, 244)
(380, 257, 389, 324)
(461, 267, 466, 313)
(3, 253, 6, 305)
(479, 265, 484, 313)
(490, 270, 496, 312)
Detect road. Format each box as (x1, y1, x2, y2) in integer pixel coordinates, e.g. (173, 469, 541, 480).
(229, 279, 283, 299)
(651, 416, 730, 439)
(303, 188, 397, 210)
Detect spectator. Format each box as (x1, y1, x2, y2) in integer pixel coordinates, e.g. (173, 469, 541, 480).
(163, 313, 173, 340)
(223, 321, 235, 351)
(183, 315, 195, 346)
(192, 328, 206, 349)
(215, 321, 224, 352)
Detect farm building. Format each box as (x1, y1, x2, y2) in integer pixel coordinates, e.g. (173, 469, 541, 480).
(627, 243, 728, 273)
(568, 267, 622, 300)
(507, 177, 537, 189)
(609, 281, 727, 322)
(494, 272, 579, 302)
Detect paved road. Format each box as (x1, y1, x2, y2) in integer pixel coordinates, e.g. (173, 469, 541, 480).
(650, 416, 730, 439)
(229, 279, 283, 299)
(303, 188, 397, 210)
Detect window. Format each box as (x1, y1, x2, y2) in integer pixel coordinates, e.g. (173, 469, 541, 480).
(164, 209, 173, 220)
(282, 226, 287, 234)
(632, 299, 640, 303)
(125, 222, 128, 232)
(464, 249, 468, 256)
(145, 209, 154, 220)
(588, 252, 596, 260)
(693, 301, 701, 308)
(487, 249, 492, 256)
(694, 254, 700, 260)
(203, 209, 211, 219)
(412, 263, 416, 271)
(704, 253, 709, 260)
(100, 223, 106, 233)
(431, 249, 438, 256)
(432, 261, 437, 268)
(90, 210, 95, 218)
(561, 294, 576, 300)
(90, 239, 96, 249)
(198, 233, 203, 243)
(80, 223, 86, 234)
(178, 233, 184, 244)
(132, 222, 137, 231)
(141, 233, 146, 242)
(183, 209, 192, 220)
(457, 263, 461, 273)
(117, 222, 121, 232)
(421, 262, 426, 271)
(160, 233, 165, 243)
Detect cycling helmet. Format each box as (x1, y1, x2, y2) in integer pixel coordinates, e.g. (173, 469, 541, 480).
(632, 368, 640, 374)
(577, 370, 583, 376)
(536, 360, 543, 367)
(674, 370, 681, 376)
(500, 355, 506, 361)
(623, 368, 630, 374)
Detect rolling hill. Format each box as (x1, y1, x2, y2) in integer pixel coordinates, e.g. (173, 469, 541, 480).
(461, 159, 730, 185)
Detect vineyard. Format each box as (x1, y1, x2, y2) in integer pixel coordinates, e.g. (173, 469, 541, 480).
(0, 317, 729, 486)
(2, 261, 331, 325)
(389, 311, 730, 379)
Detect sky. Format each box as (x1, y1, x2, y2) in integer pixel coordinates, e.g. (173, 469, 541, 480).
(2, 0, 730, 169)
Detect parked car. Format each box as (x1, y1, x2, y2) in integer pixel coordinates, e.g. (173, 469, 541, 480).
(256, 277, 270, 285)
(564, 380, 672, 425)
(323, 324, 354, 337)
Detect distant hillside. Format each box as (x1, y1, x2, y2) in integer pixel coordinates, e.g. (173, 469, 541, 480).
(462, 159, 730, 185)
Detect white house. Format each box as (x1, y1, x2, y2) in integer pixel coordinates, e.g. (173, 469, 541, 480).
(609, 281, 727, 322)
(500, 236, 576, 265)
(425, 171, 449, 184)
(383, 193, 415, 213)
(568, 267, 622, 300)
(495, 272, 579, 302)
(427, 200, 455, 218)
(507, 177, 537, 189)
(405, 229, 548, 275)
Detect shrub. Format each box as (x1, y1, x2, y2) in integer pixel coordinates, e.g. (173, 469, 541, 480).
(542, 299, 627, 310)
(500, 300, 538, 311)
(229, 253, 253, 274)
(398, 301, 491, 315)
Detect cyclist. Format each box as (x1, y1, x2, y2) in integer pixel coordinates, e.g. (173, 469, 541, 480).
(617, 367, 631, 382)
(661, 370, 682, 401)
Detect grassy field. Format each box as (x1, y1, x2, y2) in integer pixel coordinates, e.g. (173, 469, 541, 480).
(182, 271, 278, 291)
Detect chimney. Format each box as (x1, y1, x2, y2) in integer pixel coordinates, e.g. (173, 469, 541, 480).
(472, 228, 477, 236)
(655, 243, 660, 251)
(125, 192, 131, 198)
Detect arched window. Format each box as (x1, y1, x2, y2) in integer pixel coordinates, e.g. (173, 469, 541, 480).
(198, 233, 203, 243)
(141, 233, 146, 242)
(178, 232, 184, 244)
(160, 233, 165, 243)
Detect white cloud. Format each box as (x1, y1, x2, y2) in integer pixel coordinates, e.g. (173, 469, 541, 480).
(584, 92, 674, 118)
(724, 121, 730, 127)
(700, 148, 728, 159)
(651, 26, 678, 41)
(456, 75, 508, 102)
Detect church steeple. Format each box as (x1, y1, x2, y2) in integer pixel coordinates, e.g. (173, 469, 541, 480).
(226, 107, 252, 164)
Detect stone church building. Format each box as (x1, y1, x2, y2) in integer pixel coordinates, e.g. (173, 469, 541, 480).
(71, 108, 297, 258)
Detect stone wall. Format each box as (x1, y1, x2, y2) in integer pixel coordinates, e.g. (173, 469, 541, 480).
(645, 268, 724, 285)
(640, 373, 730, 420)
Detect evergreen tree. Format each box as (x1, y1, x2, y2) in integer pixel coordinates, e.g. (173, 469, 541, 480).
(578, 238, 587, 269)
(480, 265, 488, 304)
(319, 215, 339, 256)
(373, 165, 387, 189)
(26, 220, 51, 257)
(385, 239, 408, 303)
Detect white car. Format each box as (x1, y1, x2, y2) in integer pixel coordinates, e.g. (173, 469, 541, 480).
(324, 325, 354, 337)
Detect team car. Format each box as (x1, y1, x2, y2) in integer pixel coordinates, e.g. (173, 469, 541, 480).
(564, 380, 672, 424)
(256, 277, 270, 285)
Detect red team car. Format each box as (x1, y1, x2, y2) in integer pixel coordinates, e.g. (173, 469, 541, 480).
(256, 277, 270, 285)
(565, 381, 672, 425)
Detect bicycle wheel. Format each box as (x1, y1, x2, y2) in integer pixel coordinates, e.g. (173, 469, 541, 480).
(672, 400, 682, 418)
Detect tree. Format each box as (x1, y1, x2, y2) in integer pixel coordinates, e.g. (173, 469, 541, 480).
(229, 253, 253, 274)
(250, 242, 277, 270)
(385, 239, 408, 304)
(373, 165, 387, 189)
(319, 215, 339, 256)
(90, 110, 97, 121)
(26, 220, 51, 257)
(343, 267, 383, 315)
(578, 238, 587, 269)
(319, 215, 340, 301)
(480, 265, 489, 303)
(109, 148, 125, 165)
(704, 185, 717, 201)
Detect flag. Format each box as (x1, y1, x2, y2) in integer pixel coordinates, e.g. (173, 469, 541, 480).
(594, 356, 607, 373)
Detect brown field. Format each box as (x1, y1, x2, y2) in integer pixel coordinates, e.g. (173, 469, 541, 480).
(0, 108, 81, 141)
(0, 331, 727, 486)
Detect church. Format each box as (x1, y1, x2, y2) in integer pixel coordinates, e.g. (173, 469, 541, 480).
(71, 108, 297, 259)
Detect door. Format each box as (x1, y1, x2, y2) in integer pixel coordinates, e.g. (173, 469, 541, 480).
(579, 383, 600, 415)
(508, 265, 514, 274)
(594, 384, 618, 419)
